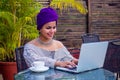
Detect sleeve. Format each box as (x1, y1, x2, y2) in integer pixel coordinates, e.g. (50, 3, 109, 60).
(62, 47, 74, 61)
(23, 45, 56, 68)
(55, 46, 74, 62)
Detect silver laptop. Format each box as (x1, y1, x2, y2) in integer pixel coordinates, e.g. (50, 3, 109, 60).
(56, 41, 109, 73)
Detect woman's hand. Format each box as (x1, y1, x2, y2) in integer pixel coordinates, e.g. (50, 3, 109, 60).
(71, 58, 78, 65)
(55, 61, 76, 68)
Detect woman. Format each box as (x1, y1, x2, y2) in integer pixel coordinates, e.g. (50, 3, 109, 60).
(23, 7, 78, 68)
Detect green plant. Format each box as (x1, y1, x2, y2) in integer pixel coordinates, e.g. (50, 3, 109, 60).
(0, 0, 42, 61)
(50, 0, 87, 14)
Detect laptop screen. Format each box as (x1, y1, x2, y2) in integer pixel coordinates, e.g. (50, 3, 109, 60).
(77, 41, 108, 72)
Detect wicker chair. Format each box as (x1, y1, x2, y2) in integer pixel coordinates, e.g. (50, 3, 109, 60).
(81, 33, 100, 43)
(103, 39, 120, 80)
(15, 46, 28, 72)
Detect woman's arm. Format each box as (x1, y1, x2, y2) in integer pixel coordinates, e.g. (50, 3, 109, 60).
(23, 49, 56, 68)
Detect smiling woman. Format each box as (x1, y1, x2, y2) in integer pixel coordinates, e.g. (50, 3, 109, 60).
(23, 7, 78, 69)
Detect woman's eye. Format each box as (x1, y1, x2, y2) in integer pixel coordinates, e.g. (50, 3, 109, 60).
(46, 26, 56, 29)
(53, 26, 56, 29)
(46, 26, 51, 29)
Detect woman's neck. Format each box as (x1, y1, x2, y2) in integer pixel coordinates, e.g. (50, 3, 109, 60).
(37, 37, 53, 46)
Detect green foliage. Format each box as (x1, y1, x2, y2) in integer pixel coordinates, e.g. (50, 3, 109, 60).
(50, 0, 88, 14)
(0, 0, 42, 61)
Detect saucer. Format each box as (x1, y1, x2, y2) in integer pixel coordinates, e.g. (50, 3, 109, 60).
(29, 66, 49, 72)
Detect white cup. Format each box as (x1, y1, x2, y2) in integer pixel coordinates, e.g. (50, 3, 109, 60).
(32, 61, 45, 68)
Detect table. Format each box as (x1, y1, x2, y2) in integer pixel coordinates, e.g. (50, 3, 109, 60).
(14, 68, 116, 80)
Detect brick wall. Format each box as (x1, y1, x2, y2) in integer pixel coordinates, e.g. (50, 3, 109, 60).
(88, 0, 120, 41)
(55, 8, 87, 48)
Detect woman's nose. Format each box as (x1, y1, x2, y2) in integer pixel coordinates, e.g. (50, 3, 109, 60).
(50, 29, 55, 33)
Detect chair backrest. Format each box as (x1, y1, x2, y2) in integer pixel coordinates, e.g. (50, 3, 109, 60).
(68, 48, 80, 59)
(81, 33, 100, 43)
(15, 46, 28, 72)
(103, 39, 120, 72)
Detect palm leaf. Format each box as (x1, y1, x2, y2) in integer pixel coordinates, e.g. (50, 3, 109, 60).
(0, 0, 42, 61)
(50, 0, 87, 14)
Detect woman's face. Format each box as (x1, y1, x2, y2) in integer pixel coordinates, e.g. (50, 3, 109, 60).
(40, 21, 57, 40)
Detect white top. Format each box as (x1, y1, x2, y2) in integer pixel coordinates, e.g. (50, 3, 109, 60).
(23, 43, 74, 68)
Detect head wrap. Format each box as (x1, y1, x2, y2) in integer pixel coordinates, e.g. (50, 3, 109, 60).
(37, 7, 58, 30)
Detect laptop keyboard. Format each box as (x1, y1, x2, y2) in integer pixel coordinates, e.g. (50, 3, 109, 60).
(68, 66, 77, 70)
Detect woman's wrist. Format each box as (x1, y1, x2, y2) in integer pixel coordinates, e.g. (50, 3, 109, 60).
(55, 61, 61, 67)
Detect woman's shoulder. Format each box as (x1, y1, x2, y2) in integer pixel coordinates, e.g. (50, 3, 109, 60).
(24, 39, 37, 48)
(53, 39, 64, 48)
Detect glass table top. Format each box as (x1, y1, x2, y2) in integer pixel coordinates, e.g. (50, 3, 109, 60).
(15, 68, 116, 80)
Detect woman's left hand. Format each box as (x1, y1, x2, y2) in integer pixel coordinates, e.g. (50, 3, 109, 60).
(71, 58, 78, 64)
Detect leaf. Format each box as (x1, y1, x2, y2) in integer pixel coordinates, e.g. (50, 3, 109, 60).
(50, 0, 88, 14)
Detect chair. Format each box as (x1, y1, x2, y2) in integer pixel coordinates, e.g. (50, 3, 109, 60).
(103, 39, 120, 80)
(15, 46, 28, 72)
(81, 33, 100, 43)
(68, 48, 80, 59)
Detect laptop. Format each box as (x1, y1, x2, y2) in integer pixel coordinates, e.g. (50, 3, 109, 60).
(56, 41, 109, 73)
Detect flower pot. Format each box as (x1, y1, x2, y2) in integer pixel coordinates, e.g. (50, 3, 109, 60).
(0, 62, 17, 80)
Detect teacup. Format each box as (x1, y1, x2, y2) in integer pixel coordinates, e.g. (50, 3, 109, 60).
(32, 61, 45, 68)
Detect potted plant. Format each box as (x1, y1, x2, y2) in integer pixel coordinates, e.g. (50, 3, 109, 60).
(0, 0, 42, 80)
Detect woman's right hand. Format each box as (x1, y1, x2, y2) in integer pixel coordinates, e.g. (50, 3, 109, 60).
(55, 61, 76, 68)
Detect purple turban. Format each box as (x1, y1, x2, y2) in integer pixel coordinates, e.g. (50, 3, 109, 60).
(37, 7, 58, 30)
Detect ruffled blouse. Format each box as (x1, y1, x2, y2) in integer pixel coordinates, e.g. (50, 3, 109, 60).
(23, 43, 74, 68)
